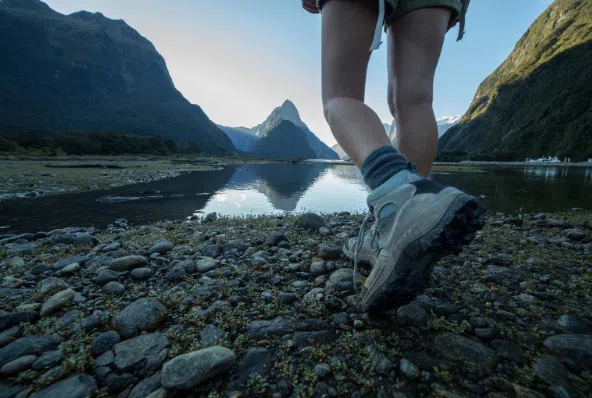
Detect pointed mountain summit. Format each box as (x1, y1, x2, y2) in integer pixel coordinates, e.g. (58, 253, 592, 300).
(440, 0, 592, 160)
(221, 100, 339, 159)
(0, 0, 234, 154)
(251, 120, 317, 160)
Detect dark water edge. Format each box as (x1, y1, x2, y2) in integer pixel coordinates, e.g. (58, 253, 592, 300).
(0, 164, 590, 234)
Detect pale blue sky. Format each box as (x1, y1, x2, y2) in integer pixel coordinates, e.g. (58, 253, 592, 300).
(45, 0, 553, 147)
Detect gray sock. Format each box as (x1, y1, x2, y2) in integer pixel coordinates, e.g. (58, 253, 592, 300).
(361, 145, 409, 190)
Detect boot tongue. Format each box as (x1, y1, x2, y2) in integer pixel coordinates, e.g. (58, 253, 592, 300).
(366, 169, 416, 207)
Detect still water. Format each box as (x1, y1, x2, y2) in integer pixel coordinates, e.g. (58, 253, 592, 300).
(1, 163, 590, 233)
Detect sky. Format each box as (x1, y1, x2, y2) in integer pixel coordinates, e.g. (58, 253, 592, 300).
(44, 0, 554, 148)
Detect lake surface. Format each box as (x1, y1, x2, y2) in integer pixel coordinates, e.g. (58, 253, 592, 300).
(1, 163, 591, 234)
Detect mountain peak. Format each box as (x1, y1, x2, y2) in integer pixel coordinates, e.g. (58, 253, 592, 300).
(0, 0, 53, 12)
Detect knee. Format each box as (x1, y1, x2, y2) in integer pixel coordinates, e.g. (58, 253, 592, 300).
(390, 78, 433, 114)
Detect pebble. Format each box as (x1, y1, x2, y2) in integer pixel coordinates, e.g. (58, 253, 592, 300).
(60, 262, 80, 275)
(38, 277, 69, 296)
(200, 325, 226, 347)
(161, 346, 236, 390)
(40, 289, 75, 317)
(565, 229, 586, 241)
(267, 231, 288, 246)
(128, 372, 162, 398)
(131, 267, 152, 280)
(165, 265, 186, 281)
(556, 314, 589, 334)
(0, 335, 62, 368)
(397, 304, 427, 327)
(296, 213, 325, 231)
(400, 358, 419, 379)
(148, 241, 173, 255)
(534, 355, 567, 386)
(310, 260, 326, 276)
(32, 374, 97, 398)
(434, 333, 496, 375)
(491, 339, 527, 364)
(317, 245, 341, 260)
(0, 354, 36, 375)
(314, 363, 331, 378)
(195, 257, 216, 273)
(544, 334, 592, 371)
(116, 298, 167, 338)
(32, 350, 63, 371)
(110, 255, 148, 272)
(0, 312, 38, 332)
(113, 333, 169, 373)
(279, 292, 299, 304)
(238, 347, 269, 379)
(95, 269, 119, 285)
(103, 281, 125, 295)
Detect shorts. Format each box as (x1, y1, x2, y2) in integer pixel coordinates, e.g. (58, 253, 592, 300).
(316, 0, 464, 29)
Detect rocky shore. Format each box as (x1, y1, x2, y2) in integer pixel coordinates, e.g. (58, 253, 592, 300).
(0, 157, 229, 200)
(0, 210, 591, 397)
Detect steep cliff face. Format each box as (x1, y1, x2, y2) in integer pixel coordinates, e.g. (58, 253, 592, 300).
(0, 0, 234, 154)
(440, 0, 592, 160)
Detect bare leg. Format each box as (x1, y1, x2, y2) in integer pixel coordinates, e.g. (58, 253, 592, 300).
(322, 0, 394, 168)
(386, 8, 450, 176)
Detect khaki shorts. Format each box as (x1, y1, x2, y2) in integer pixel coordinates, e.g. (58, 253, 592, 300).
(318, 0, 463, 27)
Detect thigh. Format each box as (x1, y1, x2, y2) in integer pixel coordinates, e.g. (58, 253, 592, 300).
(386, 7, 451, 101)
(322, 0, 378, 103)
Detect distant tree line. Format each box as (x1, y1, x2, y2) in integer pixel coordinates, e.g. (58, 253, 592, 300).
(0, 132, 204, 156)
(436, 150, 523, 162)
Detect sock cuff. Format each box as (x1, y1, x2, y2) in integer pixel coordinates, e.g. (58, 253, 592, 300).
(360, 145, 397, 176)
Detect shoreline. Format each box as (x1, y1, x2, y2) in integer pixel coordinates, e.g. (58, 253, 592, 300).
(3, 156, 590, 201)
(0, 210, 590, 396)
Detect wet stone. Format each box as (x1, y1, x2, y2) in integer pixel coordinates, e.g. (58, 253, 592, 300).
(400, 358, 420, 379)
(110, 256, 147, 272)
(544, 334, 592, 371)
(32, 374, 97, 398)
(40, 289, 75, 317)
(267, 231, 288, 246)
(113, 333, 169, 373)
(32, 350, 63, 371)
(397, 304, 427, 327)
(161, 346, 236, 390)
(95, 269, 119, 285)
(116, 298, 167, 338)
(0, 354, 36, 375)
(91, 331, 121, 357)
(556, 314, 589, 334)
(0, 312, 38, 332)
(148, 241, 173, 255)
(200, 325, 226, 347)
(238, 347, 270, 380)
(491, 339, 527, 364)
(534, 355, 567, 386)
(296, 213, 325, 231)
(165, 265, 186, 281)
(129, 372, 162, 398)
(131, 268, 152, 280)
(434, 333, 496, 375)
(103, 281, 125, 295)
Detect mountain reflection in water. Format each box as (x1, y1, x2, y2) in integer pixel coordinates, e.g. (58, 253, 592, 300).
(0, 163, 590, 234)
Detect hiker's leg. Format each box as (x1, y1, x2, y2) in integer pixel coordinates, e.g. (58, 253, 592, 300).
(322, 0, 394, 168)
(386, 7, 450, 176)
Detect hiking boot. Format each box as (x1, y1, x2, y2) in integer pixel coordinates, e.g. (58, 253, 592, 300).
(353, 170, 485, 313)
(342, 171, 441, 267)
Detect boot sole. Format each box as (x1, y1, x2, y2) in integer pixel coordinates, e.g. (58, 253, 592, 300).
(361, 194, 485, 313)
